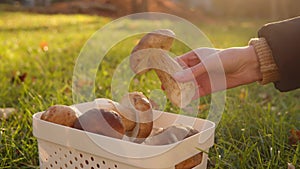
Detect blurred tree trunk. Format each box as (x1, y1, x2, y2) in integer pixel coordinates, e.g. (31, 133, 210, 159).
(279, 0, 289, 18)
(141, 0, 148, 12)
(44, 0, 51, 6)
(35, 0, 51, 6)
(131, 0, 148, 13)
(270, 0, 278, 19)
(23, 0, 35, 7)
(131, 0, 138, 13)
(270, 0, 290, 19)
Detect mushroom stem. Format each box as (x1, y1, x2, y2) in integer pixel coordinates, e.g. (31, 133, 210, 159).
(120, 92, 153, 143)
(130, 29, 195, 107)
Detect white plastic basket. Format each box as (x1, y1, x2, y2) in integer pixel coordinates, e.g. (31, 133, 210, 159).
(33, 100, 215, 169)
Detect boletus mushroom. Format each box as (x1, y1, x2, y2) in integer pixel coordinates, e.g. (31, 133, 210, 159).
(96, 98, 137, 133)
(130, 29, 196, 108)
(120, 92, 153, 143)
(144, 124, 199, 145)
(41, 105, 78, 127)
(74, 108, 125, 139)
(96, 92, 153, 143)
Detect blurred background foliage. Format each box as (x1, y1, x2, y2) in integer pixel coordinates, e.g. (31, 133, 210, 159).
(1, 0, 300, 21)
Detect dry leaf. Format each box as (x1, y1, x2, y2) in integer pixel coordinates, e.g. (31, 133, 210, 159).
(11, 71, 27, 84)
(288, 128, 300, 145)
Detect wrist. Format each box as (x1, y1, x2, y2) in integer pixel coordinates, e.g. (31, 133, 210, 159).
(244, 45, 263, 82)
(219, 46, 263, 86)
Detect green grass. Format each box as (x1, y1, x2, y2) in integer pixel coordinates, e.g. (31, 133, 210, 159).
(0, 11, 299, 168)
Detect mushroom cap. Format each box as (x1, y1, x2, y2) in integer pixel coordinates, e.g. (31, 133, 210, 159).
(96, 98, 137, 132)
(74, 108, 125, 139)
(130, 29, 175, 74)
(144, 124, 199, 145)
(132, 29, 175, 52)
(95, 94, 154, 143)
(41, 105, 78, 127)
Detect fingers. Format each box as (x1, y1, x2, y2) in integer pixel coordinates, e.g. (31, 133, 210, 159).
(175, 51, 200, 68)
(173, 62, 206, 82)
(192, 73, 212, 99)
(175, 48, 220, 69)
(171, 48, 223, 99)
(174, 50, 223, 81)
(193, 47, 220, 60)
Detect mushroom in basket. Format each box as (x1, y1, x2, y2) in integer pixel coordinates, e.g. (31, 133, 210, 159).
(96, 92, 153, 143)
(41, 105, 78, 127)
(74, 108, 125, 139)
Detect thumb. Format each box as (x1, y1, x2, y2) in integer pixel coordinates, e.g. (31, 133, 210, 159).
(173, 63, 206, 82)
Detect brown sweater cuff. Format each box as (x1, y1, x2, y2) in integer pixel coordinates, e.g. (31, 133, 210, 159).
(248, 38, 280, 85)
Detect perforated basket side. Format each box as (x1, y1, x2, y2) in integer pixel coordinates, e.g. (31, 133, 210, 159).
(38, 139, 137, 169)
(37, 139, 208, 169)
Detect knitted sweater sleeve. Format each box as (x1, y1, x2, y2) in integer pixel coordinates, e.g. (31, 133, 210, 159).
(248, 38, 280, 85)
(249, 16, 300, 91)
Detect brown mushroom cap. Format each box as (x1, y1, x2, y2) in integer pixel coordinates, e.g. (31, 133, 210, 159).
(132, 29, 175, 52)
(95, 92, 153, 143)
(144, 124, 199, 145)
(41, 105, 78, 127)
(130, 29, 175, 74)
(74, 108, 125, 139)
(130, 29, 195, 108)
(96, 98, 137, 132)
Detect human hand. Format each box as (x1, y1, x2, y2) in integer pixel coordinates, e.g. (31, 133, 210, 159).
(173, 46, 262, 98)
